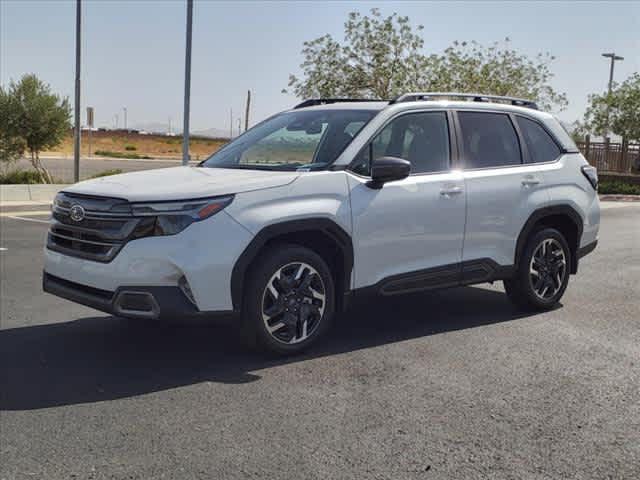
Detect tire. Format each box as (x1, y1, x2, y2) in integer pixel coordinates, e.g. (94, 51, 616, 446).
(504, 228, 571, 311)
(242, 244, 335, 355)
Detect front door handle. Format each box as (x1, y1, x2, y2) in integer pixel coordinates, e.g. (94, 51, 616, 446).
(440, 186, 463, 197)
(522, 175, 541, 186)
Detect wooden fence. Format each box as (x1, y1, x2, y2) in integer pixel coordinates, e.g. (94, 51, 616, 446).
(576, 137, 639, 173)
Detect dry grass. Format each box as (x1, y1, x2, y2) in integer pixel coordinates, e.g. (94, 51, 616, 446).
(43, 131, 227, 161)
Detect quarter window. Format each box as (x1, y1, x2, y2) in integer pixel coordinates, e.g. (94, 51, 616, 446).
(351, 112, 450, 176)
(458, 112, 521, 168)
(517, 116, 561, 163)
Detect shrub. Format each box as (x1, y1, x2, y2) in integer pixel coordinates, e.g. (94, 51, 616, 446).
(94, 150, 151, 160)
(598, 181, 640, 195)
(124, 144, 137, 151)
(0, 169, 55, 184)
(89, 169, 124, 179)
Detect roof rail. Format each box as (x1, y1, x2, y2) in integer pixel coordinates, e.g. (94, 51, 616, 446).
(293, 98, 384, 109)
(389, 92, 539, 110)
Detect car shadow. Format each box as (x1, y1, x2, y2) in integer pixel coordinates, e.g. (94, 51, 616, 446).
(1, 286, 541, 411)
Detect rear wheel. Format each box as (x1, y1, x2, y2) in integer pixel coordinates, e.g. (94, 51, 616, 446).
(242, 244, 335, 355)
(504, 228, 570, 311)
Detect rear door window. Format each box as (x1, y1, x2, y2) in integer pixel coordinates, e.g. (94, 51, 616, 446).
(458, 112, 522, 169)
(517, 116, 561, 163)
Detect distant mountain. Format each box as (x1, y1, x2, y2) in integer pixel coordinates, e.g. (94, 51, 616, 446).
(131, 122, 174, 135)
(130, 123, 231, 139)
(192, 127, 231, 139)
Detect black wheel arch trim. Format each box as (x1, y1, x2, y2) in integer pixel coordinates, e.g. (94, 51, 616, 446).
(577, 240, 597, 259)
(515, 205, 584, 274)
(230, 218, 354, 312)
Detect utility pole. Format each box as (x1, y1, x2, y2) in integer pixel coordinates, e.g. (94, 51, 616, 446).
(182, 0, 193, 166)
(123, 107, 127, 131)
(237, 117, 241, 136)
(244, 90, 251, 132)
(86, 107, 94, 158)
(601, 52, 624, 137)
(73, 0, 81, 183)
(229, 108, 233, 138)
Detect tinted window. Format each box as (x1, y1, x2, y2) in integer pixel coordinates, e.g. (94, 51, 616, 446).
(517, 116, 561, 163)
(351, 112, 450, 175)
(458, 112, 521, 168)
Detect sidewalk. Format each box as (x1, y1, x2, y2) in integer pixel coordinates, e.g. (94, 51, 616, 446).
(0, 184, 68, 205)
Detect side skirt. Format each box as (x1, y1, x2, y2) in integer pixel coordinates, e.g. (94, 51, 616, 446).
(351, 258, 515, 300)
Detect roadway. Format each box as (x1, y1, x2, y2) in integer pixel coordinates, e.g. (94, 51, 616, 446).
(1, 203, 639, 479)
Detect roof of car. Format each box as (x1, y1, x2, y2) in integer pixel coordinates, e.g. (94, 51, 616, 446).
(288, 101, 389, 112)
(386, 99, 555, 120)
(292, 99, 553, 120)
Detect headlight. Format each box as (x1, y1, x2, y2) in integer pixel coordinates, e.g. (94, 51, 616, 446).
(131, 195, 234, 237)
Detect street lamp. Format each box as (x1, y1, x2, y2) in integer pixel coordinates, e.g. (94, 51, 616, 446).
(602, 53, 624, 96)
(601, 53, 624, 138)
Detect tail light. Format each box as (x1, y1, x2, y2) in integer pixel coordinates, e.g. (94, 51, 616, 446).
(581, 165, 598, 190)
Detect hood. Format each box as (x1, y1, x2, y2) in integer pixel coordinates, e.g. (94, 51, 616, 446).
(64, 166, 299, 202)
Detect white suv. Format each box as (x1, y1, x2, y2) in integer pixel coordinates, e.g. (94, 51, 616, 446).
(43, 93, 600, 354)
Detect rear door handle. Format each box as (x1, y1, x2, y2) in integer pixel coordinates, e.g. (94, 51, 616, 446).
(440, 186, 463, 197)
(521, 175, 541, 186)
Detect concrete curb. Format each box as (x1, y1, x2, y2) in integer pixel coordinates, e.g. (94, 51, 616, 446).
(599, 194, 640, 202)
(0, 184, 69, 203)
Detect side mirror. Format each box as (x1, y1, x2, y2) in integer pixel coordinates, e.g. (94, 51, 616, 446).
(368, 156, 410, 189)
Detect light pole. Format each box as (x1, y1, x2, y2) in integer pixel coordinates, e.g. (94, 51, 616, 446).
(182, 0, 193, 166)
(73, 0, 82, 182)
(602, 52, 624, 97)
(601, 52, 624, 137)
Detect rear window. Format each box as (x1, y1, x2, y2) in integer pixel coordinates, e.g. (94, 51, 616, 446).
(458, 112, 522, 169)
(517, 116, 561, 163)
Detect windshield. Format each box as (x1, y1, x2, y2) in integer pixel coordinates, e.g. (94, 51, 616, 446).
(202, 109, 377, 171)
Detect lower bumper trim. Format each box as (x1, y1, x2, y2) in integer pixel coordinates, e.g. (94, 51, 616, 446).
(43, 272, 234, 321)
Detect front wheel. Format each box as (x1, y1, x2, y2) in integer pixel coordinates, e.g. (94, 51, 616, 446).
(504, 228, 571, 311)
(243, 244, 335, 355)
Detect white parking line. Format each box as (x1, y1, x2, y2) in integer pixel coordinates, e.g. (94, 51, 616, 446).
(6, 216, 50, 224)
(0, 210, 51, 217)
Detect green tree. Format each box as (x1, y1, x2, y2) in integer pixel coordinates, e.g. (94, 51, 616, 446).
(285, 10, 567, 111)
(0, 88, 26, 167)
(285, 9, 427, 99)
(420, 39, 567, 111)
(582, 72, 640, 141)
(1, 74, 71, 183)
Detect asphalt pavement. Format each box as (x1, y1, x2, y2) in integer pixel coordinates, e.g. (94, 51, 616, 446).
(1, 203, 639, 479)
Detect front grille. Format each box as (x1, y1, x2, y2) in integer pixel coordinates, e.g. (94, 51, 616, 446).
(47, 192, 141, 262)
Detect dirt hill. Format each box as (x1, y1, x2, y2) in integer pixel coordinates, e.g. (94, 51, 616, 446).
(43, 130, 228, 161)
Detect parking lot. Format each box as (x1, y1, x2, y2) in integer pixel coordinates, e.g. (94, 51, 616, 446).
(1, 202, 638, 479)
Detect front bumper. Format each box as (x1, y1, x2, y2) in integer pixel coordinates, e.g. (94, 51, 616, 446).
(43, 210, 253, 312)
(43, 273, 234, 320)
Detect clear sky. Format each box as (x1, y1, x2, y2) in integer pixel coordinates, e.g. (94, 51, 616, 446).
(1, 0, 638, 132)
